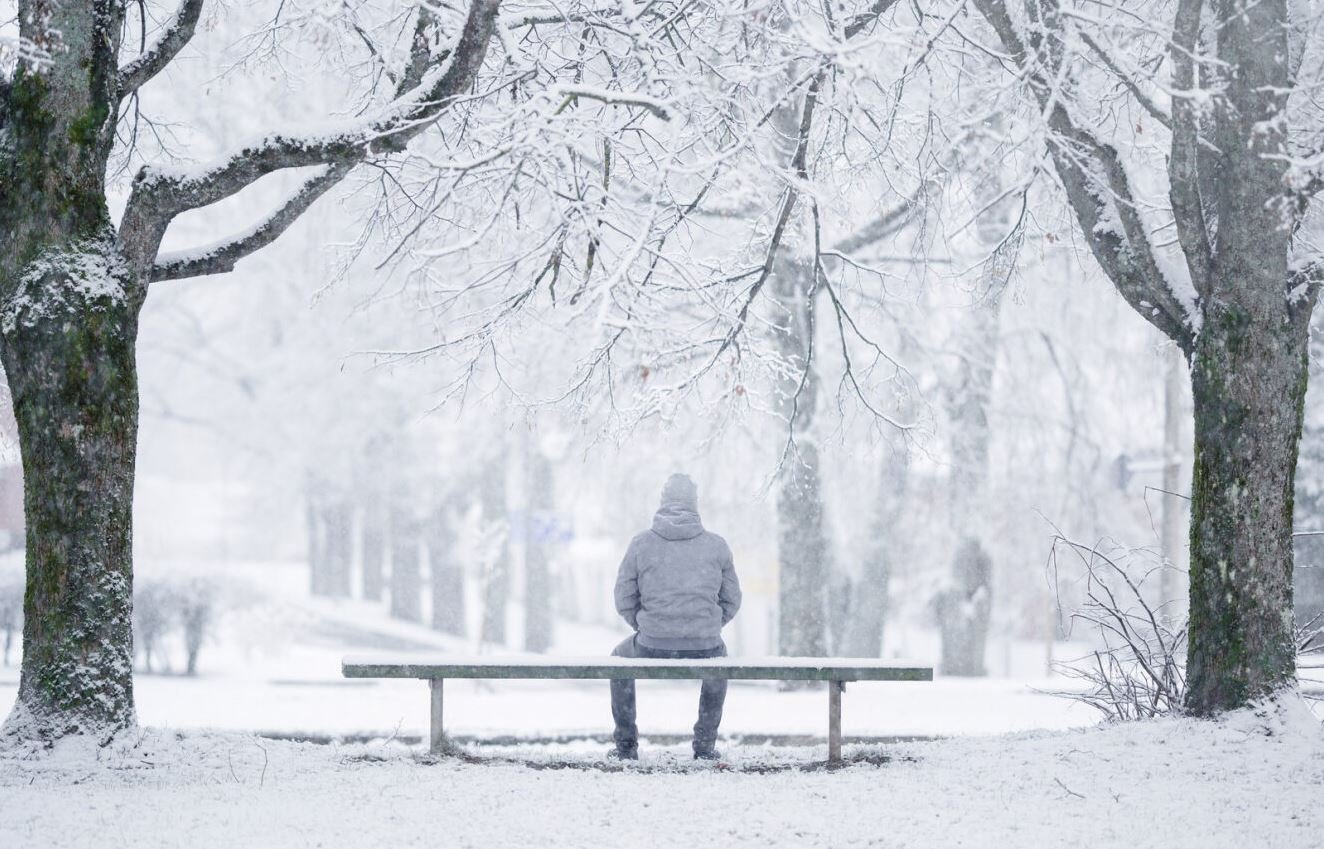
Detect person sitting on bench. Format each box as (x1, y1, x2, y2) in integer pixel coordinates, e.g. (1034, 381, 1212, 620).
(609, 473, 742, 760)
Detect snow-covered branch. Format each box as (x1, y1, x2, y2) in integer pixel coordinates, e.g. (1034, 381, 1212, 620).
(118, 0, 206, 96)
(150, 162, 355, 282)
(119, 0, 503, 280)
(973, 0, 1196, 352)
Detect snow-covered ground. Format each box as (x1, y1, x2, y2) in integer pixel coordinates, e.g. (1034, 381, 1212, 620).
(2, 698, 1321, 848)
(4, 559, 1320, 847)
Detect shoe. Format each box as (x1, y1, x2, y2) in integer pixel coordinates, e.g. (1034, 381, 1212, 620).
(607, 747, 638, 761)
(693, 748, 722, 761)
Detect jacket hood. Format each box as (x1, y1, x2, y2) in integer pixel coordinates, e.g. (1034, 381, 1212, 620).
(652, 474, 704, 541)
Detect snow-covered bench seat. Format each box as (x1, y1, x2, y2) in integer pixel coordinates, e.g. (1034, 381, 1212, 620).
(341, 654, 933, 763)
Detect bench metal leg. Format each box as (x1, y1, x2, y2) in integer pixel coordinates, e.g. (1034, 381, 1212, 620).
(429, 678, 445, 754)
(828, 680, 843, 765)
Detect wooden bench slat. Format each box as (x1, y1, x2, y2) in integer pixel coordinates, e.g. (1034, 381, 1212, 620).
(341, 654, 934, 682)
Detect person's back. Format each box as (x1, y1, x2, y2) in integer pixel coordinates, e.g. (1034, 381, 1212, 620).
(608, 473, 741, 761)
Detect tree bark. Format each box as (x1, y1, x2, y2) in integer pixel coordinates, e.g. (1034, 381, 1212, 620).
(1185, 306, 1309, 712)
(1179, 0, 1305, 713)
(0, 0, 140, 740)
(0, 256, 143, 739)
(772, 258, 830, 658)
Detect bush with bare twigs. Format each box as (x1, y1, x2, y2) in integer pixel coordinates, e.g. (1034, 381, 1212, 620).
(1047, 537, 1187, 721)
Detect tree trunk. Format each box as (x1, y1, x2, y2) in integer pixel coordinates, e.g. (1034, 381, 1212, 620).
(0, 0, 138, 743)
(1185, 307, 1309, 712)
(428, 502, 465, 636)
(322, 500, 352, 599)
(182, 604, 208, 677)
(935, 273, 1005, 677)
(1182, 0, 1305, 712)
(935, 540, 992, 676)
(361, 501, 386, 602)
(524, 447, 554, 653)
(389, 504, 422, 623)
(0, 265, 143, 739)
(772, 258, 830, 658)
(479, 461, 510, 646)
(844, 444, 908, 657)
(306, 487, 327, 596)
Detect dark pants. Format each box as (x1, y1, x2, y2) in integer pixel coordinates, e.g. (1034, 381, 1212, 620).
(610, 635, 727, 754)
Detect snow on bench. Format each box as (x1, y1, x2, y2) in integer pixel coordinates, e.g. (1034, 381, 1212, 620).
(342, 654, 934, 763)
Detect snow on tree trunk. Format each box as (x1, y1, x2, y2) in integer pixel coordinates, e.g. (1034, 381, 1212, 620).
(772, 257, 829, 658)
(0, 236, 143, 740)
(0, 0, 140, 741)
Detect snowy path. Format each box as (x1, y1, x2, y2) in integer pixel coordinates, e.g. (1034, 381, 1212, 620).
(2, 699, 1320, 848)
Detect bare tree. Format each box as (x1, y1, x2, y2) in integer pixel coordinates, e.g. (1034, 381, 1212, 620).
(972, 0, 1324, 712)
(0, 0, 501, 741)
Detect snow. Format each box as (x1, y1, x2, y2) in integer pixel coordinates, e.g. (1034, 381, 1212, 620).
(1, 698, 1320, 848)
(342, 652, 933, 672)
(2, 231, 129, 334)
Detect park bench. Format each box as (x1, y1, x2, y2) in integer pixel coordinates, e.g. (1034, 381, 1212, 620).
(342, 655, 934, 764)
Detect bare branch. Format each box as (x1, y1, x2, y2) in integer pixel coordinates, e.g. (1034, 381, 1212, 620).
(1077, 31, 1170, 131)
(118, 0, 206, 96)
(832, 181, 935, 256)
(120, 0, 503, 281)
(843, 0, 904, 39)
(555, 85, 671, 120)
(151, 162, 354, 282)
(973, 0, 1195, 353)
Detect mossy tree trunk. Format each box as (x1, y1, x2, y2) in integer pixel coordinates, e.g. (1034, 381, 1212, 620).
(1, 279, 144, 739)
(1184, 291, 1310, 711)
(0, 0, 142, 741)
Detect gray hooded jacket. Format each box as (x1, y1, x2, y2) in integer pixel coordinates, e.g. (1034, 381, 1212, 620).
(614, 475, 742, 650)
